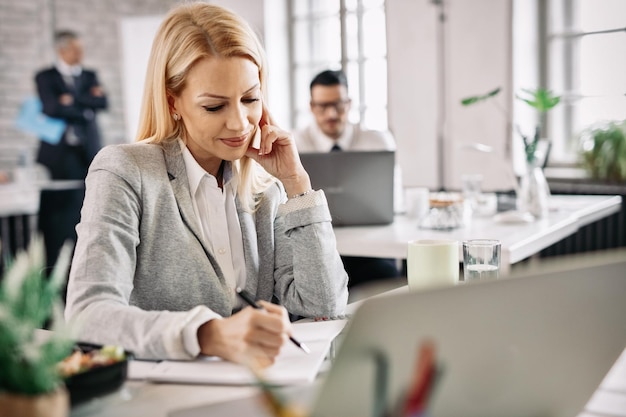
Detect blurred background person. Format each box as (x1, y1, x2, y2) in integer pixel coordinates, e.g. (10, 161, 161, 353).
(35, 30, 108, 272)
(295, 69, 400, 289)
(295, 69, 396, 152)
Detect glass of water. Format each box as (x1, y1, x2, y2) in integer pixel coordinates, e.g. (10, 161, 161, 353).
(462, 239, 501, 282)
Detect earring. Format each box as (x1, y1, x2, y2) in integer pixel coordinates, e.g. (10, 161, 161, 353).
(173, 113, 180, 121)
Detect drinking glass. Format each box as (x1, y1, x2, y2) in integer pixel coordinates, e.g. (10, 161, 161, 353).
(462, 239, 501, 282)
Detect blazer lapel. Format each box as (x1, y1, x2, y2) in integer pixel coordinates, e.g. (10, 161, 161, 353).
(236, 199, 263, 299)
(162, 141, 213, 259)
(52, 69, 72, 93)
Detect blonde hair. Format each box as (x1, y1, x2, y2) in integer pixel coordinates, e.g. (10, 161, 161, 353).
(136, 2, 274, 210)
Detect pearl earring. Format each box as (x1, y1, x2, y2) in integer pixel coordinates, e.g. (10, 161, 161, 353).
(173, 113, 180, 121)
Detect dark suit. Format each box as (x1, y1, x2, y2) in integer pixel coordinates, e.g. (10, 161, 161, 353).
(35, 66, 107, 269)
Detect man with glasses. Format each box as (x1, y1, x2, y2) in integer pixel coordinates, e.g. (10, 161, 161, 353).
(295, 69, 396, 152)
(295, 69, 399, 289)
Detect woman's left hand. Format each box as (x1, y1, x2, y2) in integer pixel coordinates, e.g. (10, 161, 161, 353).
(245, 105, 312, 197)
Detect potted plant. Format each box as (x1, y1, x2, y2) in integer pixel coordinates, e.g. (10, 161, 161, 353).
(0, 238, 75, 417)
(461, 87, 561, 165)
(461, 87, 561, 218)
(579, 120, 626, 183)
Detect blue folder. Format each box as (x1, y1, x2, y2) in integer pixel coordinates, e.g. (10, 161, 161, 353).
(15, 97, 66, 145)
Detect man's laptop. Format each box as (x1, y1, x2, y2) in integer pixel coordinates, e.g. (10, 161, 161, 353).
(299, 151, 395, 226)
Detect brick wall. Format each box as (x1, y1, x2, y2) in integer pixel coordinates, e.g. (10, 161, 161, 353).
(0, 0, 179, 163)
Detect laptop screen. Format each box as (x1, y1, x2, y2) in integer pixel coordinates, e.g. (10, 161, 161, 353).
(299, 151, 395, 226)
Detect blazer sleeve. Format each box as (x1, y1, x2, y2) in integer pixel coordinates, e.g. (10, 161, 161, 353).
(65, 146, 216, 360)
(271, 188, 349, 318)
(74, 70, 108, 110)
(35, 70, 86, 122)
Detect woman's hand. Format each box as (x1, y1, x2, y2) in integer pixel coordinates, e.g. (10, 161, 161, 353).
(197, 301, 292, 368)
(245, 105, 312, 197)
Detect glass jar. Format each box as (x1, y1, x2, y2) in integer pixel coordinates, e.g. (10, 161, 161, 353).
(419, 193, 466, 230)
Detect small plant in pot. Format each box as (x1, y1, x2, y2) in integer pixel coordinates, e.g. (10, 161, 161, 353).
(461, 86, 561, 166)
(579, 120, 626, 183)
(461, 86, 561, 218)
(0, 238, 75, 417)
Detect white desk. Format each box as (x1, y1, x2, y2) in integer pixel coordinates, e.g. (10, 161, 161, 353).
(333, 194, 622, 272)
(69, 317, 626, 417)
(0, 180, 84, 266)
(65, 195, 624, 417)
(68, 283, 626, 417)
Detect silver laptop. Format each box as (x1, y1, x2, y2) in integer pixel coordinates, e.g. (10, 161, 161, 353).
(299, 151, 395, 226)
(311, 249, 626, 417)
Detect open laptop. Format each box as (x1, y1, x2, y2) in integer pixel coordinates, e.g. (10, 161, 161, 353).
(311, 249, 626, 417)
(299, 151, 395, 226)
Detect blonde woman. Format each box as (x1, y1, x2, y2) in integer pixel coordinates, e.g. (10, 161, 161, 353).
(65, 2, 348, 365)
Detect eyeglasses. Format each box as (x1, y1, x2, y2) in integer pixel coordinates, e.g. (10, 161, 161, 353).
(311, 99, 351, 114)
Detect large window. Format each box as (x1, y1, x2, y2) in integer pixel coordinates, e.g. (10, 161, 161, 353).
(545, 0, 626, 163)
(289, 0, 388, 130)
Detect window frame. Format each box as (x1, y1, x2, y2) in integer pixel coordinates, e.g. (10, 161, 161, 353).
(541, 0, 626, 166)
(287, 0, 388, 131)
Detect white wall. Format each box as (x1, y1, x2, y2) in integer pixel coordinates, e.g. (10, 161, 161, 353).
(386, 0, 516, 191)
(386, 0, 439, 189)
(119, 16, 163, 142)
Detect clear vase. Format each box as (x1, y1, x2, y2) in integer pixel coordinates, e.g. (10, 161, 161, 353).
(518, 162, 550, 219)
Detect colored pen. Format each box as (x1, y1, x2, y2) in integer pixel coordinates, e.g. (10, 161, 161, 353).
(235, 287, 310, 354)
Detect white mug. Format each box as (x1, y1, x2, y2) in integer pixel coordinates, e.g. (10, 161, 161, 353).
(407, 239, 459, 291)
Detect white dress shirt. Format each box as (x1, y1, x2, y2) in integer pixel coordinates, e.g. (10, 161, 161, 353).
(294, 121, 396, 153)
(179, 140, 247, 355)
(180, 141, 246, 302)
(55, 59, 84, 145)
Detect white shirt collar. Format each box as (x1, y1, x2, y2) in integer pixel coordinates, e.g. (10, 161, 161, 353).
(311, 122, 355, 151)
(56, 59, 82, 77)
(179, 139, 235, 194)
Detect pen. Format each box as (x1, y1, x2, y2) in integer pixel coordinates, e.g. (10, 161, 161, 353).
(235, 287, 310, 354)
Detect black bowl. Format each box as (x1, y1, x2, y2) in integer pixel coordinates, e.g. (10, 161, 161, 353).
(64, 342, 133, 406)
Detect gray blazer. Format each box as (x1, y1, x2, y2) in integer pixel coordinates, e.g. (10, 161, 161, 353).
(65, 141, 348, 359)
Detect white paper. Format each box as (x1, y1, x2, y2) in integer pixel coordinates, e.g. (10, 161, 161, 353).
(127, 359, 159, 380)
(144, 320, 348, 385)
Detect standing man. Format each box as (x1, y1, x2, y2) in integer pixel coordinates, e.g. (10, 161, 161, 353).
(35, 30, 107, 270)
(295, 69, 400, 289)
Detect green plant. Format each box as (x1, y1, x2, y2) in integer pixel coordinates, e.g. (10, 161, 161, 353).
(0, 238, 75, 395)
(461, 87, 561, 165)
(579, 120, 626, 182)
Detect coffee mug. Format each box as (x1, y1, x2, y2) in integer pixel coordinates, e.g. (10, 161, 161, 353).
(407, 239, 459, 291)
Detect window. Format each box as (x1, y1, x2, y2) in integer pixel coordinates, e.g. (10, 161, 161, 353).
(544, 0, 626, 163)
(288, 0, 388, 130)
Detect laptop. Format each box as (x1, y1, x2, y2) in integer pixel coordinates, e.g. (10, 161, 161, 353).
(298, 151, 395, 226)
(310, 249, 626, 417)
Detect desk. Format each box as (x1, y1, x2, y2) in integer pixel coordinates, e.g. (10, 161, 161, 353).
(333, 194, 622, 273)
(0, 180, 84, 269)
(69, 285, 626, 417)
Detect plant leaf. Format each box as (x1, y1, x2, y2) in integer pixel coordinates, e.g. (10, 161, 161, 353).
(516, 87, 561, 113)
(460, 87, 501, 106)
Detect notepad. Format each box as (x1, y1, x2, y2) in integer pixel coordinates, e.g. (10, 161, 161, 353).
(143, 319, 348, 386)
